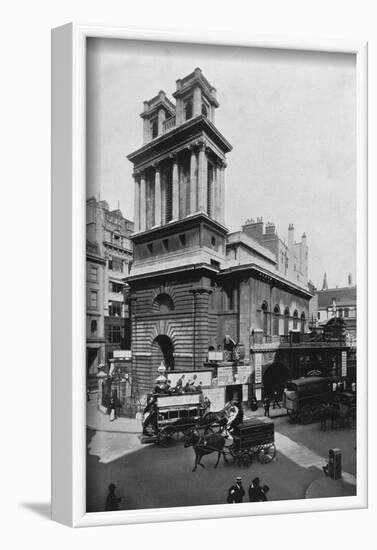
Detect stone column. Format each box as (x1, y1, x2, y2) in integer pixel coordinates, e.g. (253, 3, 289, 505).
(197, 142, 208, 213)
(171, 155, 179, 220)
(133, 172, 140, 232)
(189, 146, 197, 214)
(219, 161, 226, 225)
(215, 161, 221, 222)
(210, 163, 216, 220)
(153, 163, 161, 226)
(139, 171, 146, 231)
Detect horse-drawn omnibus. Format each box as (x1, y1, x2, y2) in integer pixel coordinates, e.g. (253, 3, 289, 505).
(283, 376, 333, 424)
(142, 392, 207, 446)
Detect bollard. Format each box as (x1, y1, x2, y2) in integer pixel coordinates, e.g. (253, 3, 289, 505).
(328, 448, 342, 480)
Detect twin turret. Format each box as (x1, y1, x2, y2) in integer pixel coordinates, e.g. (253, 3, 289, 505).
(140, 68, 219, 144)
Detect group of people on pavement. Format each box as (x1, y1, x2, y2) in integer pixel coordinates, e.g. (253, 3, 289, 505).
(227, 476, 270, 504)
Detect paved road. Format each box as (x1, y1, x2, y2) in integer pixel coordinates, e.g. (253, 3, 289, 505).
(86, 413, 356, 512)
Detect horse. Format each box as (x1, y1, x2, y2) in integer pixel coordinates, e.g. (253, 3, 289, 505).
(184, 429, 228, 472)
(319, 403, 338, 431)
(197, 401, 234, 434)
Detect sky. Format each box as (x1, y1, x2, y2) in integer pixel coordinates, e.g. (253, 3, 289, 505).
(86, 38, 356, 290)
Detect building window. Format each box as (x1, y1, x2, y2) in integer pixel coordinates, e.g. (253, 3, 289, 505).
(90, 320, 97, 335)
(284, 307, 290, 335)
(110, 281, 123, 294)
(179, 234, 186, 247)
(90, 291, 98, 309)
(153, 293, 175, 313)
(261, 302, 269, 336)
(293, 310, 298, 329)
(90, 266, 98, 281)
(109, 325, 122, 344)
(344, 308, 349, 318)
(184, 100, 193, 120)
(301, 312, 306, 334)
(108, 301, 122, 317)
(273, 305, 280, 336)
(225, 289, 235, 311)
(151, 118, 158, 138)
(109, 257, 123, 272)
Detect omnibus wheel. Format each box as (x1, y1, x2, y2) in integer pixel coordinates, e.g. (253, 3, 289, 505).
(237, 451, 252, 468)
(159, 427, 176, 447)
(257, 443, 276, 464)
(300, 407, 314, 425)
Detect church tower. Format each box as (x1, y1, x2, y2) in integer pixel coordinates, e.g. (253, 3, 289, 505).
(127, 68, 232, 395)
(128, 68, 232, 277)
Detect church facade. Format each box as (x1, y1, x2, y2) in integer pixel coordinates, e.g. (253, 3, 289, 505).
(126, 68, 322, 402)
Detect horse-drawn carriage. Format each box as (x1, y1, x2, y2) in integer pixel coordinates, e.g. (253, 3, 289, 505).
(228, 418, 276, 466)
(142, 392, 207, 446)
(184, 417, 276, 472)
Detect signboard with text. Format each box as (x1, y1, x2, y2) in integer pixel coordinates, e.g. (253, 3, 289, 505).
(237, 365, 252, 384)
(341, 351, 347, 378)
(113, 350, 131, 359)
(217, 366, 234, 386)
(255, 354, 263, 384)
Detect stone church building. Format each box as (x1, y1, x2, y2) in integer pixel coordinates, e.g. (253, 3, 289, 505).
(126, 68, 314, 401)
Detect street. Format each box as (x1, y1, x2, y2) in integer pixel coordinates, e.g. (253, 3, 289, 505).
(86, 402, 356, 512)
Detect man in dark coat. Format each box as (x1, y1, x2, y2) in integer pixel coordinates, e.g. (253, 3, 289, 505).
(105, 483, 121, 511)
(227, 476, 245, 503)
(272, 391, 281, 409)
(248, 477, 267, 502)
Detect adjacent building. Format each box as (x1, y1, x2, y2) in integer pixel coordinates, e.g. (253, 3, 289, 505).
(309, 273, 356, 338)
(86, 198, 134, 378)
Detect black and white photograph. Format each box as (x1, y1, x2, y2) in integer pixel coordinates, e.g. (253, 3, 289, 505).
(85, 37, 359, 514)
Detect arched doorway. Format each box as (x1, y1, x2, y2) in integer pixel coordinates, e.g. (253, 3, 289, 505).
(152, 335, 175, 371)
(263, 362, 290, 398)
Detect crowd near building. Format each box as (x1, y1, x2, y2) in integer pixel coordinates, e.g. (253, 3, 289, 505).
(88, 68, 357, 412)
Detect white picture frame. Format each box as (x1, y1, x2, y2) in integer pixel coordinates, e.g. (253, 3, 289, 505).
(51, 23, 368, 528)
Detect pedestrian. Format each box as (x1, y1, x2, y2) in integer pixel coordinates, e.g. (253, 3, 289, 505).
(109, 395, 117, 422)
(250, 395, 258, 411)
(320, 403, 330, 432)
(263, 396, 270, 417)
(227, 476, 245, 503)
(105, 483, 121, 511)
(248, 477, 267, 502)
(272, 391, 281, 409)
